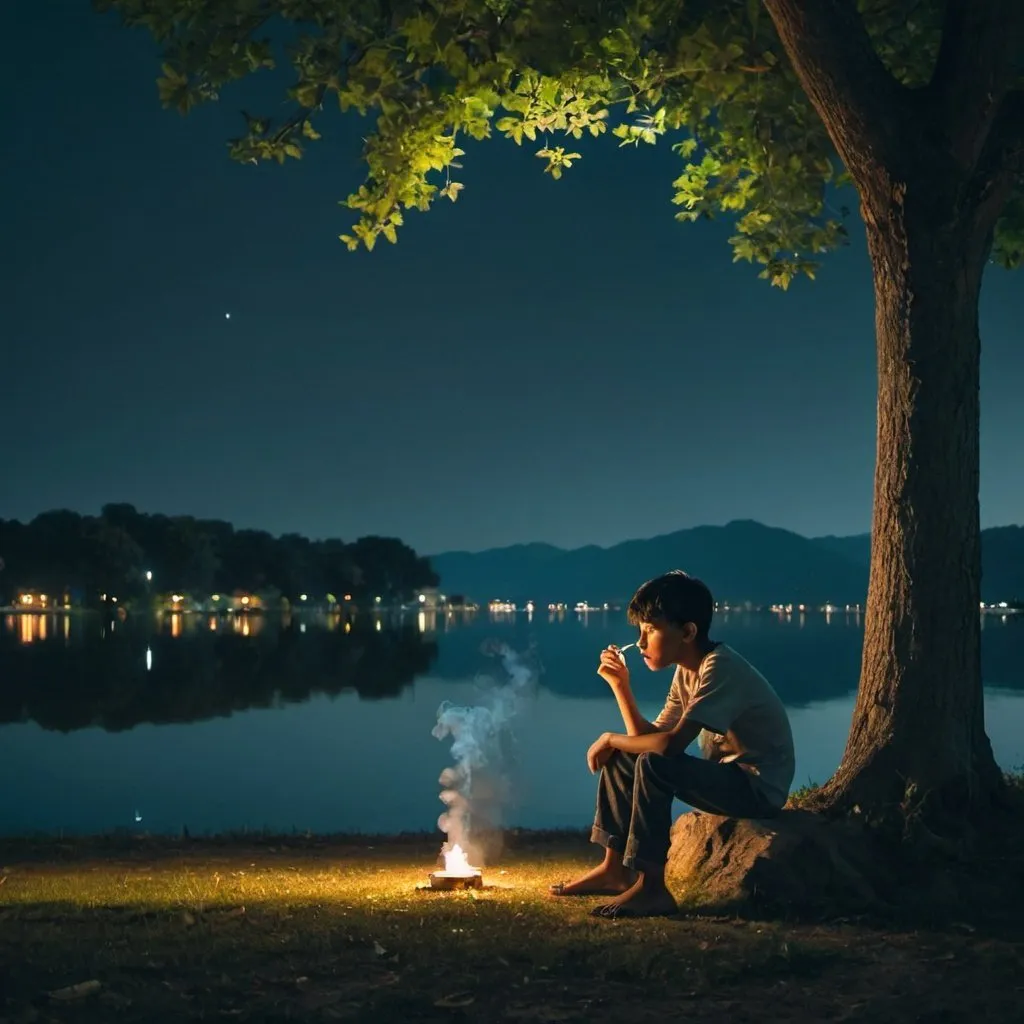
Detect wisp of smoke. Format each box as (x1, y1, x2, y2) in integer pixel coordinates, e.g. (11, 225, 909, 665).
(432, 643, 538, 861)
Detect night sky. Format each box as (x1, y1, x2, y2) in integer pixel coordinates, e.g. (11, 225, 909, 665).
(3, 3, 1021, 555)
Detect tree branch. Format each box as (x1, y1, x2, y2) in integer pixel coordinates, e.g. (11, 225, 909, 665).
(969, 89, 1024, 233)
(761, 0, 912, 184)
(929, 0, 1024, 173)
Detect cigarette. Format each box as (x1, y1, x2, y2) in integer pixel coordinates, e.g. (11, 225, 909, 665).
(616, 642, 637, 653)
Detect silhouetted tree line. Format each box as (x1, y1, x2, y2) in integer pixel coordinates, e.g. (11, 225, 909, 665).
(0, 621, 438, 732)
(0, 504, 439, 605)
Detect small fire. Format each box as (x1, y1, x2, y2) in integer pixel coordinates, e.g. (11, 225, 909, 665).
(425, 842, 483, 890)
(443, 843, 477, 876)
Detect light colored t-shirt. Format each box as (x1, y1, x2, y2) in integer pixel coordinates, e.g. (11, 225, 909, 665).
(652, 643, 795, 808)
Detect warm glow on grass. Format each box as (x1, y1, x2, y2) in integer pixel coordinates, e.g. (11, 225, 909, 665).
(3, 833, 1019, 1021)
(1, 842, 620, 920)
(2, 837, 749, 1014)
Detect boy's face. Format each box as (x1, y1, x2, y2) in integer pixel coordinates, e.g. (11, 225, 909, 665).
(636, 618, 696, 670)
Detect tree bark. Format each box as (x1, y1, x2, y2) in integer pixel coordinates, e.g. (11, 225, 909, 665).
(816, 175, 1004, 821)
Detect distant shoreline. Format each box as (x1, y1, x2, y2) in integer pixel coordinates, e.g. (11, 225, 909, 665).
(3, 605, 1021, 617)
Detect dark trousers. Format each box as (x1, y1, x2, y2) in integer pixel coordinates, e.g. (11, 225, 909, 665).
(591, 751, 775, 868)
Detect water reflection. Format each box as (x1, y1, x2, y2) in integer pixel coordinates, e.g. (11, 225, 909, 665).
(422, 608, 1024, 708)
(1, 611, 1021, 837)
(2, 610, 1022, 735)
(0, 614, 438, 733)
(4, 613, 77, 645)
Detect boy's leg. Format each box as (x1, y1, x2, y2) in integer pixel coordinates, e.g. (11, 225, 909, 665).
(625, 752, 771, 867)
(593, 753, 770, 918)
(550, 751, 638, 896)
(591, 750, 637, 854)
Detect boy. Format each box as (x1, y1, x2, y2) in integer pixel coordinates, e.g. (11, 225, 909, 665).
(551, 570, 795, 918)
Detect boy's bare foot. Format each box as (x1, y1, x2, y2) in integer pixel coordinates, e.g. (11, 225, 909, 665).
(590, 877, 678, 918)
(549, 863, 636, 897)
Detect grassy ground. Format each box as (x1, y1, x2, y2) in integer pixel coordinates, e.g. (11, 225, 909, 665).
(1, 831, 1022, 1023)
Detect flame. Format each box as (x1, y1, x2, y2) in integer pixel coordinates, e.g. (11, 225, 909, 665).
(442, 843, 478, 876)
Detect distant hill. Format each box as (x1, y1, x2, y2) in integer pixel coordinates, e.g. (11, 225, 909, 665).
(811, 533, 871, 565)
(432, 520, 867, 605)
(431, 521, 1024, 605)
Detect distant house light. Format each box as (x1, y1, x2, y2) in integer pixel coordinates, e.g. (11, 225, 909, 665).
(211, 594, 220, 601)
(343, 594, 352, 602)
(300, 593, 308, 601)
(241, 596, 250, 606)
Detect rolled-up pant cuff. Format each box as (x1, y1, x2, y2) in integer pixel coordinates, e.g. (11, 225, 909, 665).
(590, 825, 625, 852)
(592, 826, 669, 868)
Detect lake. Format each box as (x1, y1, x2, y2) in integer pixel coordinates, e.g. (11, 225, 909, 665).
(1, 608, 1022, 837)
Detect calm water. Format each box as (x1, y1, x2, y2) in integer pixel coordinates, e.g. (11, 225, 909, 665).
(1, 609, 1022, 837)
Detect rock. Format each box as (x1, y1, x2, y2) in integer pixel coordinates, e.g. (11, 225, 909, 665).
(48, 980, 101, 1001)
(667, 808, 891, 916)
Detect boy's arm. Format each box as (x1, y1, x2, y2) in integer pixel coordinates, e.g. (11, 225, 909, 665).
(608, 680, 661, 736)
(606, 716, 703, 757)
(597, 647, 662, 735)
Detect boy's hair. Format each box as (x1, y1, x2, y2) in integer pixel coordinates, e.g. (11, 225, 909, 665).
(627, 570, 714, 639)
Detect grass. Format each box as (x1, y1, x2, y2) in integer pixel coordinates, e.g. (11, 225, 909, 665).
(1, 831, 1023, 1022)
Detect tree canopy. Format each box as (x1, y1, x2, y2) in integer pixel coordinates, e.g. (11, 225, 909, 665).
(97, 0, 1024, 288)
(0, 505, 438, 606)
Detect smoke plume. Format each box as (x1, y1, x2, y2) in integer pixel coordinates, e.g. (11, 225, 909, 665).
(431, 642, 538, 863)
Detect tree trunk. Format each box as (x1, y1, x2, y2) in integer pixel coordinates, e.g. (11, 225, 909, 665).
(761, 0, 1017, 830)
(814, 174, 1004, 824)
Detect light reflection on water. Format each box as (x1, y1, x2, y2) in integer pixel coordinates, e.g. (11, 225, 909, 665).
(0, 610, 1021, 836)
(4, 605, 1017, 646)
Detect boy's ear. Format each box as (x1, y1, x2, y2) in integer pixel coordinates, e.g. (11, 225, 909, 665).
(681, 622, 698, 643)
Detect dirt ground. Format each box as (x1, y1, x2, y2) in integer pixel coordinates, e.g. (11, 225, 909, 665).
(1, 831, 1022, 1023)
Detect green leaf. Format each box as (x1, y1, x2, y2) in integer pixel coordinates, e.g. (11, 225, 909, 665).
(746, 0, 762, 36)
(439, 181, 465, 202)
(295, 82, 321, 108)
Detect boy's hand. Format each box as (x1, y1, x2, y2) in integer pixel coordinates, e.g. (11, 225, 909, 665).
(597, 646, 631, 690)
(587, 732, 615, 773)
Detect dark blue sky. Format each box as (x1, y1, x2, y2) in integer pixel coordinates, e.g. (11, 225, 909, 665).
(2, 3, 1021, 554)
